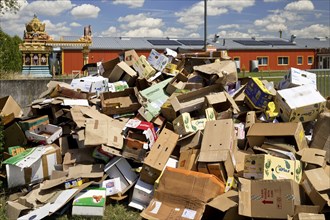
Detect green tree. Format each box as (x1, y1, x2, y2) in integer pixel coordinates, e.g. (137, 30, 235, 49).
(0, 28, 22, 72)
(0, 0, 20, 14)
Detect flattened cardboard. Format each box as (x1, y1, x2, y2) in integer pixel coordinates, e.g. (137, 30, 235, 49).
(247, 122, 308, 151)
(68, 164, 104, 179)
(141, 167, 225, 220)
(293, 213, 325, 220)
(0, 95, 23, 118)
(239, 178, 301, 219)
(7, 201, 30, 220)
(206, 190, 238, 213)
(140, 128, 179, 184)
(100, 87, 140, 115)
(275, 85, 326, 123)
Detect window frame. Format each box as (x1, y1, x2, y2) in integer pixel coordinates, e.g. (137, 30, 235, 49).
(233, 56, 240, 61)
(277, 56, 289, 66)
(297, 56, 303, 65)
(307, 56, 314, 65)
(257, 56, 269, 66)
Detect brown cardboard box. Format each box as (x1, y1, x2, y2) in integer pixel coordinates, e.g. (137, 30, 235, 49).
(239, 178, 301, 219)
(108, 61, 137, 86)
(100, 88, 140, 115)
(310, 112, 330, 164)
(297, 148, 326, 168)
(178, 148, 199, 171)
(205, 91, 240, 115)
(102, 57, 120, 78)
(141, 167, 225, 220)
(165, 72, 188, 95)
(289, 213, 326, 220)
(177, 130, 203, 153)
(198, 120, 237, 182)
(0, 96, 23, 118)
(140, 128, 179, 184)
(3, 122, 27, 148)
(19, 115, 49, 131)
(301, 168, 330, 211)
(124, 50, 139, 66)
(247, 122, 308, 151)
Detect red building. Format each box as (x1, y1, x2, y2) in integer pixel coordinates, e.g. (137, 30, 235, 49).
(59, 37, 330, 75)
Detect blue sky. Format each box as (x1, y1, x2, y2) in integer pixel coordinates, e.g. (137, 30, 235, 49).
(1, 0, 329, 40)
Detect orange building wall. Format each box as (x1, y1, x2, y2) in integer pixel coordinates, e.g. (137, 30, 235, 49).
(228, 49, 316, 72)
(62, 49, 151, 74)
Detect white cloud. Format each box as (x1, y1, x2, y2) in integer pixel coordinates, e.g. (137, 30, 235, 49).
(218, 30, 251, 38)
(42, 20, 72, 39)
(118, 13, 163, 30)
(218, 24, 240, 29)
(264, 0, 281, 2)
(291, 24, 330, 38)
(113, 0, 145, 8)
(101, 26, 119, 37)
(70, 22, 81, 27)
(285, 0, 314, 11)
(71, 4, 100, 19)
(121, 27, 163, 37)
(24, 0, 74, 16)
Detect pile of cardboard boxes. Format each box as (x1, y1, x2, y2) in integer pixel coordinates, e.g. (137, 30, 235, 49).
(0, 49, 329, 220)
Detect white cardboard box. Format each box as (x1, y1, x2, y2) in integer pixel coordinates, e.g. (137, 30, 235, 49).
(128, 178, 154, 210)
(279, 68, 316, 90)
(101, 178, 122, 196)
(275, 85, 326, 122)
(70, 76, 109, 93)
(104, 157, 138, 194)
(25, 124, 63, 144)
(4, 145, 61, 188)
(72, 188, 106, 217)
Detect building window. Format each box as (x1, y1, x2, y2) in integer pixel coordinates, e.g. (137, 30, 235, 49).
(233, 57, 240, 61)
(297, 56, 303, 65)
(257, 57, 268, 66)
(308, 56, 314, 65)
(278, 56, 289, 65)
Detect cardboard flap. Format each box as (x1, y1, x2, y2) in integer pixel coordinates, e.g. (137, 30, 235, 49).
(304, 168, 330, 192)
(199, 119, 235, 163)
(68, 164, 104, 179)
(207, 190, 238, 212)
(297, 148, 326, 167)
(40, 177, 67, 190)
(6, 201, 30, 220)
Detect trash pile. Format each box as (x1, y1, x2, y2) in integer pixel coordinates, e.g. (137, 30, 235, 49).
(0, 49, 329, 220)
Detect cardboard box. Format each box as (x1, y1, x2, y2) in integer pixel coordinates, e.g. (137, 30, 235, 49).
(104, 157, 138, 195)
(193, 60, 238, 85)
(70, 76, 109, 93)
(177, 130, 203, 153)
(25, 123, 63, 145)
(108, 81, 129, 92)
(291, 213, 326, 220)
(19, 115, 49, 131)
(278, 68, 316, 90)
(133, 55, 156, 80)
(206, 91, 240, 115)
(147, 49, 169, 72)
(140, 128, 179, 184)
(301, 168, 330, 211)
(275, 85, 326, 122)
(101, 178, 122, 196)
(239, 178, 301, 219)
(138, 78, 172, 121)
(123, 119, 157, 150)
(0, 95, 23, 118)
(178, 148, 199, 171)
(170, 84, 224, 115)
(198, 120, 237, 182)
(172, 108, 216, 136)
(108, 61, 137, 86)
(310, 112, 330, 163)
(297, 148, 326, 168)
(141, 167, 225, 220)
(165, 72, 188, 95)
(128, 178, 154, 210)
(124, 50, 139, 66)
(4, 145, 61, 188)
(100, 88, 141, 115)
(243, 154, 303, 183)
(72, 188, 106, 217)
(244, 77, 276, 109)
(246, 122, 308, 151)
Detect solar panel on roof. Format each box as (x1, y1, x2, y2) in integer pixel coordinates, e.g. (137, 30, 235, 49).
(177, 40, 205, 46)
(261, 40, 295, 46)
(234, 40, 269, 46)
(147, 40, 181, 46)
